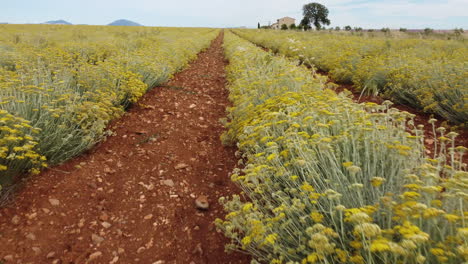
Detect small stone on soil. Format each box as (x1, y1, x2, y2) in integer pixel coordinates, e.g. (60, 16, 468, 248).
(144, 214, 153, 220)
(162, 179, 175, 187)
(88, 251, 102, 261)
(137, 247, 146, 254)
(174, 163, 189, 170)
(11, 215, 20, 225)
(91, 234, 104, 245)
(49, 198, 60, 206)
(32, 247, 41, 255)
(26, 233, 36, 240)
(101, 222, 112, 228)
(195, 195, 209, 210)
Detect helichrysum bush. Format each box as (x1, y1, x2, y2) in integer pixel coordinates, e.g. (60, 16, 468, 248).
(0, 24, 218, 191)
(217, 31, 468, 264)
(232, 29, 468, 125)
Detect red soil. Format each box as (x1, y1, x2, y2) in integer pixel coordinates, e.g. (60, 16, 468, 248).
(0, 32, 250, 264)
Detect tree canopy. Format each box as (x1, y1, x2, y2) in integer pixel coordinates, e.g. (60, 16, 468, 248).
(302, 2, 331, 30)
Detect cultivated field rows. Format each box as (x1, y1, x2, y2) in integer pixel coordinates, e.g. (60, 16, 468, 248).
(0, 25, 467, 264)
(232, 29, 468, 125)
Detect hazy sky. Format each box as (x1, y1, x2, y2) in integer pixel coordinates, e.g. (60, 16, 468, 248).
(1, 0, 467, 29)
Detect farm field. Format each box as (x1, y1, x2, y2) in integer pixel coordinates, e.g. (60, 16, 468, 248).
(0, 24, 467, 264)
(0, 24, 218, 188)
(217, 31, 467, 264)
(232, 29, 468, 125)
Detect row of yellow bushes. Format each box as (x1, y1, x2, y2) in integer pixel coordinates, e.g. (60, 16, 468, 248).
(0, 25, 218, 189)
(217, 31, 468, 264)
(232, 29, 467, 125)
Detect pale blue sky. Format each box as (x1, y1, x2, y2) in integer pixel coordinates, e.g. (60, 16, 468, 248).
(1, 0, 467, 29)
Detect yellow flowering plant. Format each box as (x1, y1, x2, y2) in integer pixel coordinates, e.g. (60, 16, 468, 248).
(0, 24, 219, 192)
(231, 29, 467, 125)
(217, 31, 468, 264)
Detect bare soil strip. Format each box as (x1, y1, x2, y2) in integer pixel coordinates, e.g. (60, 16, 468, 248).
(0, 32, 250, 264)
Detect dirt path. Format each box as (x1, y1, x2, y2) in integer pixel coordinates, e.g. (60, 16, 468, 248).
(0, 32, 250, 264)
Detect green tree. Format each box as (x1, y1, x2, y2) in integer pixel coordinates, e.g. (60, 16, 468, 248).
(302, 2, 331, 30)
(281, 24, 288, 30)
(381, 27, 390, 33)
(344, 25, 352, 31)
(454, 28, 464, 36)
(257, 22, 260, 29)
(289, 23, 297, 30)
(424, 28, 434, 34)
(335, 26, 340, 31)
(299, 17, 312, 31)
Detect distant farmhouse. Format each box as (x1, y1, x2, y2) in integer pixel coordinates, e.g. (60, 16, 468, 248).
(271, 17, 295, 29)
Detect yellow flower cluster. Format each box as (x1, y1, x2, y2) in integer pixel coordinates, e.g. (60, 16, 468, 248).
(232, 29, 467, 125)
(216, 31, 468, 264)
(0, 24, 219, 190)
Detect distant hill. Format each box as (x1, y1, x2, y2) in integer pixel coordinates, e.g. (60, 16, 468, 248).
(44, 20, 72, 25)
(108, 19, 142, 26)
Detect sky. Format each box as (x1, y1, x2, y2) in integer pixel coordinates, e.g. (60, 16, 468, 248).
(0, 0, 467, 29)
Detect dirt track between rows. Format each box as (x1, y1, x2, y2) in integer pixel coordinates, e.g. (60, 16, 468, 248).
(0, 32, 250, 264)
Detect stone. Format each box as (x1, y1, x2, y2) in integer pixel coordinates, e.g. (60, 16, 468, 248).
(117, 248, 125, 254)
(144, 214, 153, 220)
(27, 213, 37, 220)
(162, 179, 174, 187)
(174, 163, 189, 170)
(110, 256, 119, 264)
(46, 252, 56, 259)
(101, 222, 112, 229)
(91, 234, 104, 245)
(3, 255, 13, 261)
(49, 198, 60, 206)
(32, 247, 41, 255)
(137, 247, 146, 254)
(26, 233, 36, 240)
(195, 195, 209, 210)
(88, 251, 102, 261)
(11, 215, 20, 225)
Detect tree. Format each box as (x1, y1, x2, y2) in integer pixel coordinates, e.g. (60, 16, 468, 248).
(281, 24, 288, 30)
(335, 26, 340, 31)
(289, 23, 297, 30)
(344, 25, 352, 31)
(454, 28, 464, 36)
(424, 28, 434, 35)
(257, 22, 260, 29)
(299, 17, 312, 31)
(302, 2, 331, 30)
